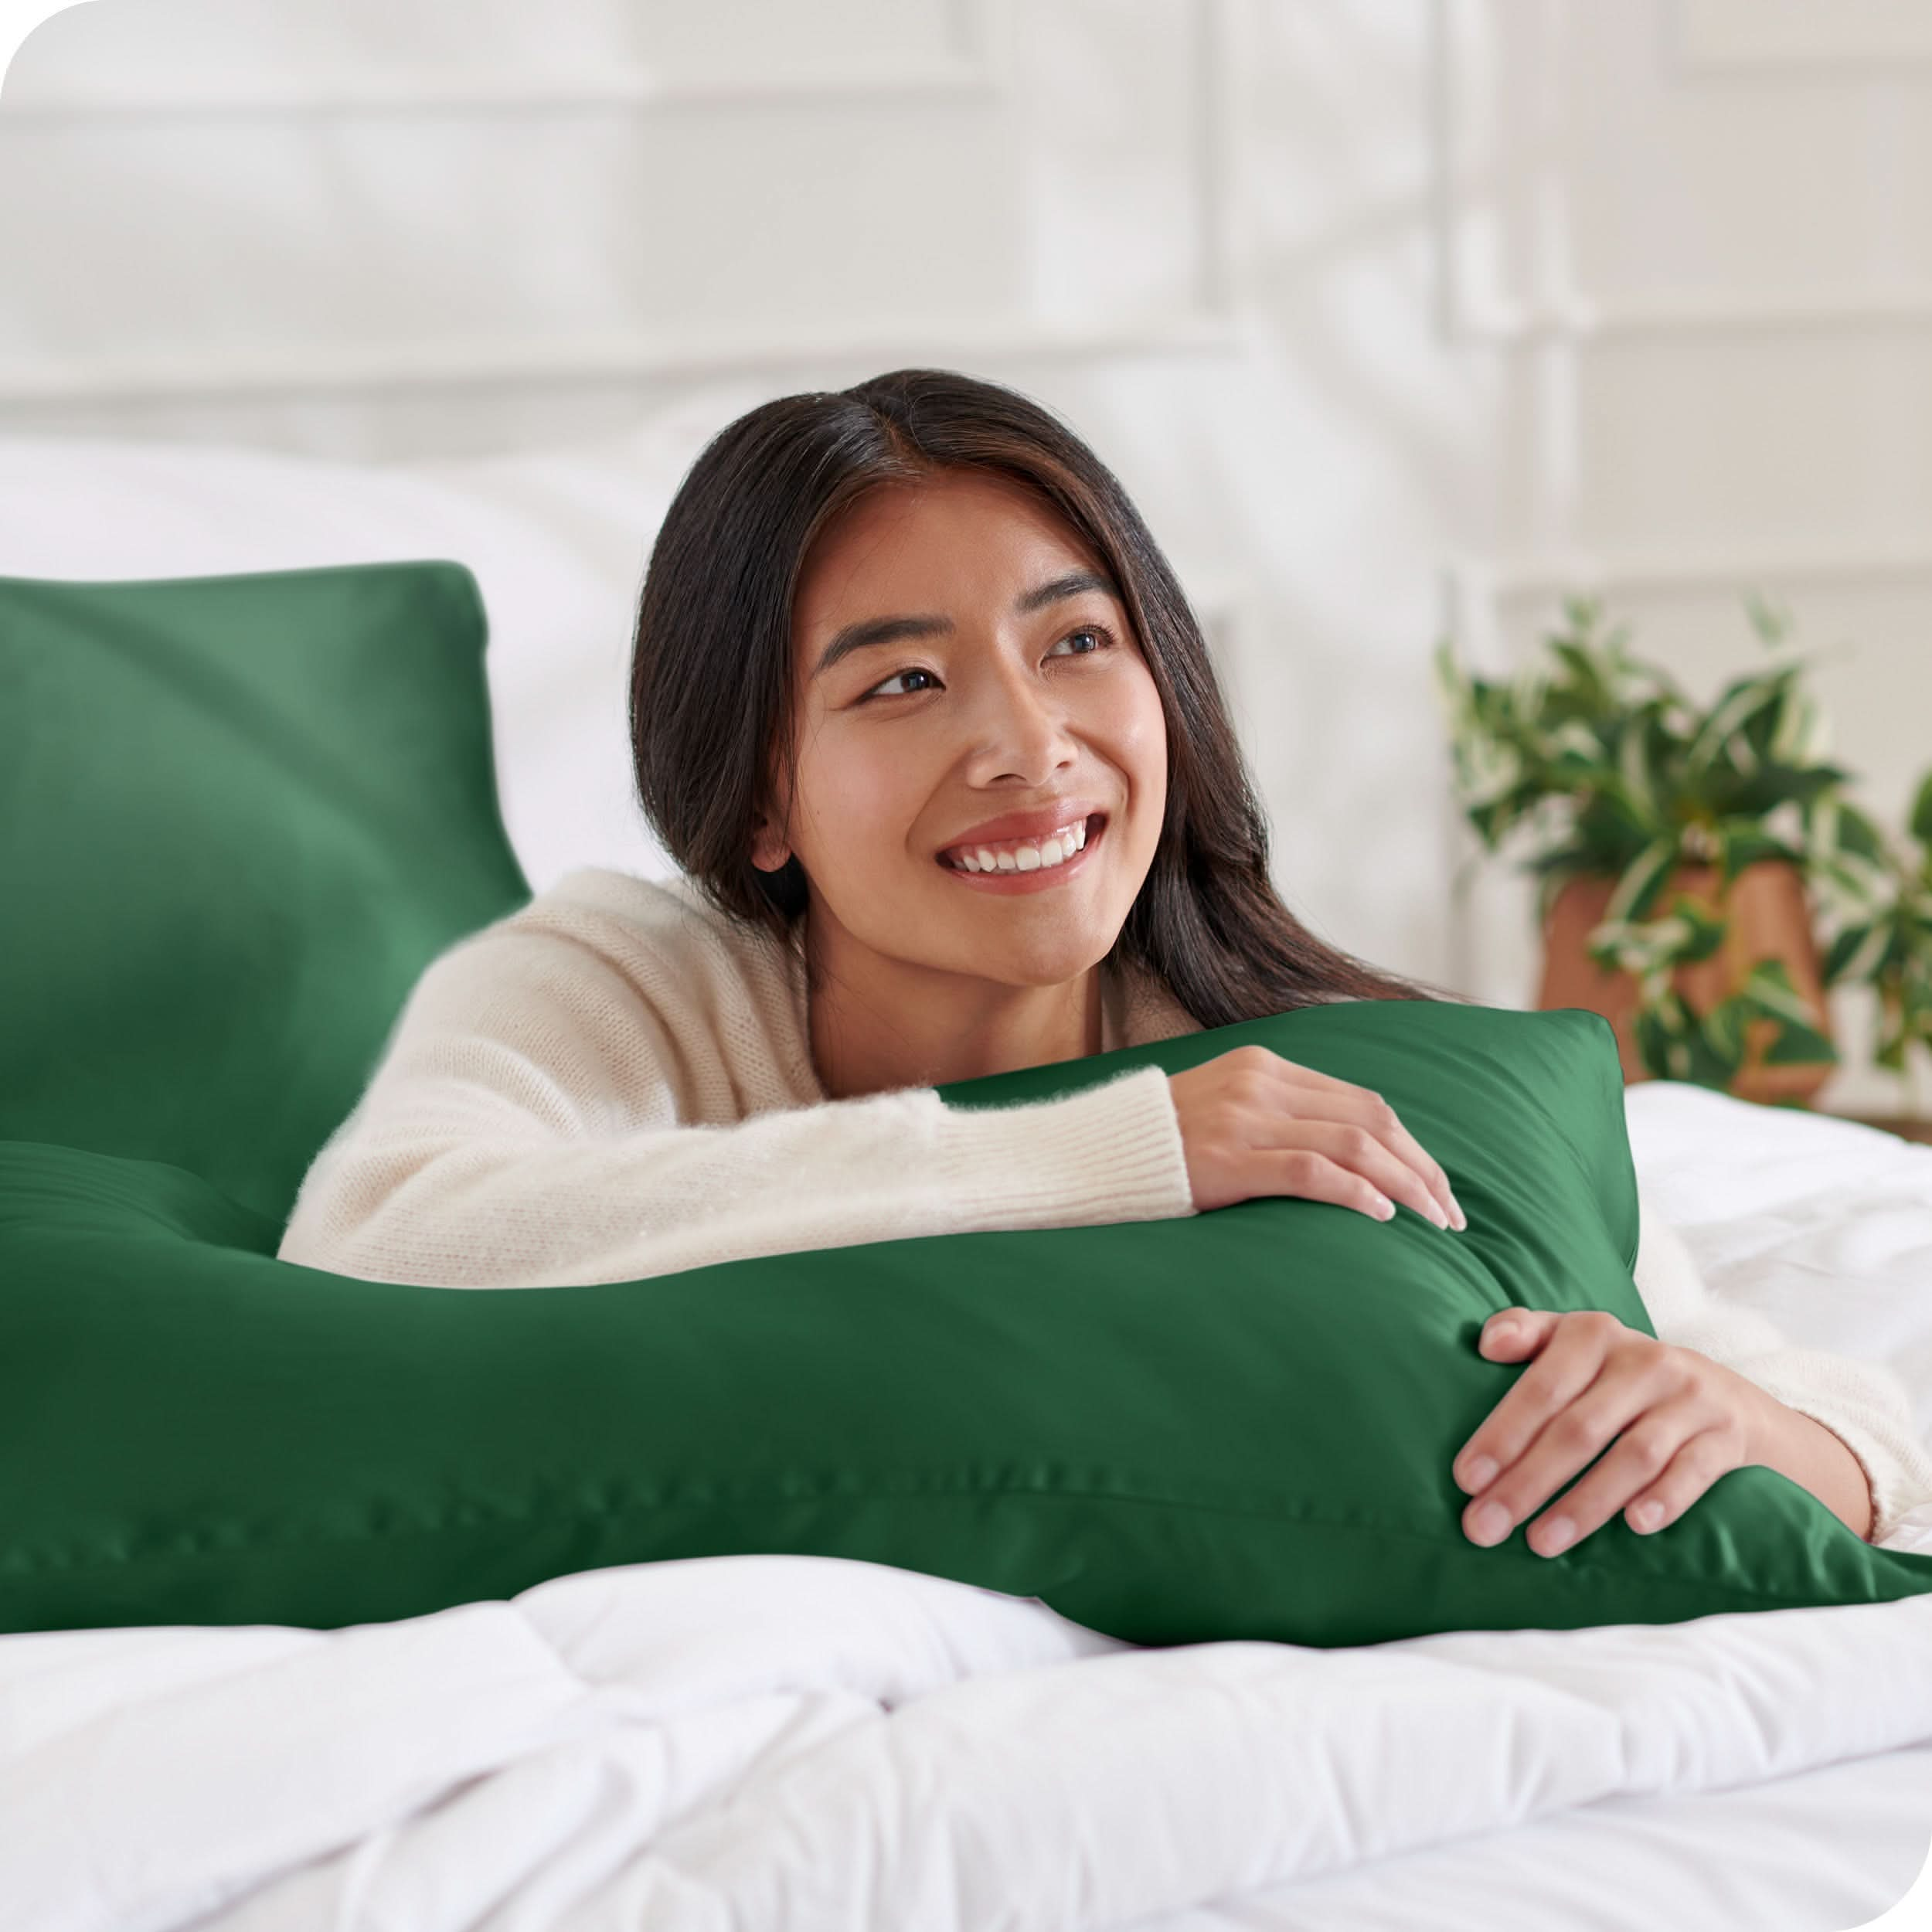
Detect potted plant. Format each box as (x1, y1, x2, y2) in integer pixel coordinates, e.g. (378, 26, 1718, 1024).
(1434, 592, 1932, 1109)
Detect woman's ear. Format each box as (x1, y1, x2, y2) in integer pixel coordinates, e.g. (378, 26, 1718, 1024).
(749, 810, 791, 873)
(751, 752, 795, 872)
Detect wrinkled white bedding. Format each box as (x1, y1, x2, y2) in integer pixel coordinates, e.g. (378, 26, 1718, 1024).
(10, 1545, 1932, 1932)
(5, 1081, 1932, 1932)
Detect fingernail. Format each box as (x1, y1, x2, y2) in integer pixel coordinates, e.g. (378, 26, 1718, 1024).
(1459, 1455, 1498, 1493)
(1469, 1502, 1509, 1546)
(1536, 1516, 1575, 1556)
(1631, 1501, 1665, 1532)
(1428, 1200, 1451, 1230)
(1450, 1198, 1468, 1230)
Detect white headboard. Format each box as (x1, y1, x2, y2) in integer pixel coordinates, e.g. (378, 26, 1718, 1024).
(0, 0, 1238, 461)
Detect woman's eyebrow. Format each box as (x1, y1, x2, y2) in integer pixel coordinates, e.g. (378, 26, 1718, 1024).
(811, 569, 1121, 682)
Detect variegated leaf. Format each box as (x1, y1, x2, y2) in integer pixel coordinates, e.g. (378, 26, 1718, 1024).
(1739, 957, 1818, 1029)
(1600, 834, 1679, 928)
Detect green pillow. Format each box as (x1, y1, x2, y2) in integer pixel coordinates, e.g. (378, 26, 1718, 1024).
(0, 563, 532, 1226)
(2, 1000, 1930, 1642)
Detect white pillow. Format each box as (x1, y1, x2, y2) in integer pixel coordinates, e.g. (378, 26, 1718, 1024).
(0, 381, 779, 894)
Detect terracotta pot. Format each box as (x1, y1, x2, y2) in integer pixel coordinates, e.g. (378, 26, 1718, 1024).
(1536, 859, 1835, 1105)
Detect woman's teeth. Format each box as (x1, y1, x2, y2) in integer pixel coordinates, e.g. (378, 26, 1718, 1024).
(943, 818, 1091, 873)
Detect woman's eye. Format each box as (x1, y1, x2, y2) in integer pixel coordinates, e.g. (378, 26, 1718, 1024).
(864, 666, 938, 702)
(857, 624, 1115, 704)
(1056, 627, 1113, 658)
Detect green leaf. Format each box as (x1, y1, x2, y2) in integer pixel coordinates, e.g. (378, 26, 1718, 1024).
(1559, 591, 1604, 637)
(1713, 760, 1853, 820)
(1547, 641, 1613, 713)
(1685, 1017, 1747, 1087)
(1702, 993, 1750, 1069)
(1715, 819, 1801, 889)
(1759, 1019, 1838, 1066)
(1524, 838, 1597, 879)
(1832, 801, 1891, 864)
(1682, 667, 1796, 784)
(1667, 894, 1729, 964)
(1572, 782, 1666, 864)
(1736, 957, 1816, 1029)
(1734, 683, 1786, 769)
(1632, 1000, 1683, 1082)
(1614, 705, 1679, 829)
(1588, 900, 1719, 976)
(1743, 589, 1794, 648)
(1820, 921, 1886, 987)
(1634, 984, 1747, 1089)
(1767, 687, 1831, 767)
(1876, 996, 1910, 1069)
(1601, 833, 1681, 927)
(1542, 719, 1614, 774)
(1810, 851, 1893, 913)
(1910, 770, 1932, 849)
(1451, 733, 1528, 812)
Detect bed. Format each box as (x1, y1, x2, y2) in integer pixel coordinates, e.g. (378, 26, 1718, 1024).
(3, 420, 1930, 1932)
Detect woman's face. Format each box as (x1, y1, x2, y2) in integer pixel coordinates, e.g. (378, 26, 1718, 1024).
(756, 469, 1168, 996)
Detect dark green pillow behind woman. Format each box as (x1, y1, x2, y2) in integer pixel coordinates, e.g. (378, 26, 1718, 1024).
(0, 560, 531, 1223)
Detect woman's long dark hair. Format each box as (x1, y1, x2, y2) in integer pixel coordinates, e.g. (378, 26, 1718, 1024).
(629, 367, 1473, 1027)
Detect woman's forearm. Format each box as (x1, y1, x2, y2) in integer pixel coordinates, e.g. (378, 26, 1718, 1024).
(1748, 1396, 1876, 1542)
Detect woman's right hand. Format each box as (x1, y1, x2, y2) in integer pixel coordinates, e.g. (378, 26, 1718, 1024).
(1166, 1045, 1467, 1229)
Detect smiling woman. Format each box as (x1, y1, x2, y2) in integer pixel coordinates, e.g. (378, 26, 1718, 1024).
(281, 365, 1478, 1287)
(274, 367, 1932, 1556)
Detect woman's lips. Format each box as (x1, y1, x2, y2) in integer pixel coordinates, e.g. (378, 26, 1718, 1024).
(935, 813, 1106, 893)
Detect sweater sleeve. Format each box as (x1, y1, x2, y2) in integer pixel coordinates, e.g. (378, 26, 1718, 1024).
(1630, 1179, 1932, 1545)
(276, 919, 1199, 1291)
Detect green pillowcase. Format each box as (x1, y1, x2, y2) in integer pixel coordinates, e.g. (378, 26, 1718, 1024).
(2, 1000, 1930, 1643)
(0, 563, 532, 1226)
(3, 562, 1929, 1644)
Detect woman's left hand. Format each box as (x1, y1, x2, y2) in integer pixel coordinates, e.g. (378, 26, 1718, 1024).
(1454, 1308, 1774, 1557)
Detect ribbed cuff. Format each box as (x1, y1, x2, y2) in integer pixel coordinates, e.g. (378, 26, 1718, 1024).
(1764, 1391, 1930, 1545)
(928, 1063, 1197, 1230)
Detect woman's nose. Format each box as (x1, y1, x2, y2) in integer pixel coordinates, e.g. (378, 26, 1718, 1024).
(967, 656, 1077, 747)
(968, 694, 1077, 777)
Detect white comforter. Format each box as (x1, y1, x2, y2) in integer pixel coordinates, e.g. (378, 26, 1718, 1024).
(8, 1082, 1932, 1932)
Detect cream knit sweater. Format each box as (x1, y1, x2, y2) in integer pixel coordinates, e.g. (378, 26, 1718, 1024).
(277, 866, 1932, 1544)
